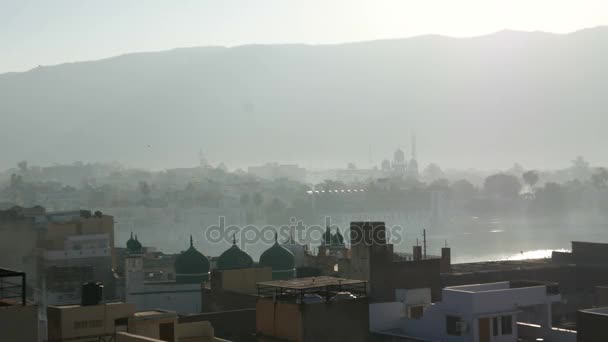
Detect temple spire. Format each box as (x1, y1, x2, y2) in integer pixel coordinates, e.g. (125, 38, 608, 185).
(411, 133, 417, 160)
(233, 234, 237, 245)
(190, 235, 193, 247)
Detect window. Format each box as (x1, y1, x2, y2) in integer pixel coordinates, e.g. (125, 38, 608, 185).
(501, 315, 513, 335)
(492, 316, 499, 336)
(74, 320, 103, 330)
(446, 315, 462, 336)
(410, 305, 424, 319)
(115, 317, 128, 332)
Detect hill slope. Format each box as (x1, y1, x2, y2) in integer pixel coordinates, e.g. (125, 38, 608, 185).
(1, 27, 607, 170)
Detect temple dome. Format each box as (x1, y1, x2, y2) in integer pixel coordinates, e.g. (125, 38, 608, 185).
(174, 236, 210, 283)
(259, 233, 295, 280)
(217, 236, 253, 270)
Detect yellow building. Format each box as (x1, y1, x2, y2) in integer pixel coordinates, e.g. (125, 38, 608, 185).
(47, 302, 136, 342)
(47, 302, 229, 342)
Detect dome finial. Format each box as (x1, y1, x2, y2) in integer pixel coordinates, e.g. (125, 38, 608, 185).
(190, 235, 193, 247)
(274, 232, 278, 243)
(130, 232, 134, 239)
(232, 234, 236, 245)
(135, 234, 138, 241)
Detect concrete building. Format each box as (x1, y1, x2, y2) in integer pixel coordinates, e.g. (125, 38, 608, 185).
(370, 280, 573, 342)
(0, 206, 116, 303)
(47, 302, 228, 342)
(202, 267, 272, 312)
(247, 163, 306, 182)
(255, 276, 369, 342)
(125, 236, 209, 314)
(47, 301, 135, 342)
(348, 221, 444, 301)
(0, 268, 40, 342)
(576, 307, 608, 342)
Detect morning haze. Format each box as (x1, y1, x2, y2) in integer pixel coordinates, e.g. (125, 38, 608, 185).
(3, 2, 608, 341)
(1, 27, 607, 170)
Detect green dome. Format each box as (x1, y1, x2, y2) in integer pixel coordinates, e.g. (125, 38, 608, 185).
(259, 233, 295, 280)
(331, 228, 345, 247)
(217, 236, 253, 270)
(126, 232, 143, 254)
(174, 236, 210, 283)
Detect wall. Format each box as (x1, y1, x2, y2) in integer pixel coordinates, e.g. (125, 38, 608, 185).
(127, 283, 201, 314)
(177, 321, 214, 341)
(518, 323, 576, 342)
(179, 308, 256, 342)
(256, 298, 302, 341)
(47, 302, 135, 341)
(301, 297, 370, 342)
(200, 287, 258, 312)
(370, 302, 404, 331)
(130, 316, 176, 341)
(116, 332, 164, 342)
(0, 304, 39, 342)
(212, 267, 272, 294)
(0, 218, 39, 288)
(577, 310, 608, 342)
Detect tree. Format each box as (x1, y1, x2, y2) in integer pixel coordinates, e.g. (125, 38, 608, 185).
(138, 181, 151, 198)
(423, 163, 444, 182)
(253, 192, 263, 207)
(17, 160, 28, 173)
(591, 167, 608, 189)
(571, 156, 591, 180)
(450, 179, 477, 202)
(427, 178, 449, 192)
(522, 170, 539, 189)
(239, 193, 250, 206)
(315, 179, 346, 191)
(530, 182, 566, 217)
(483, 173, 522, 199)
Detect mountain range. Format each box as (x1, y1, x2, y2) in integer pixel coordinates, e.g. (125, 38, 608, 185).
(1, 27, 607, 171)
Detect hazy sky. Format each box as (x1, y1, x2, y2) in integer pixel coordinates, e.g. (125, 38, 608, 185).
(1, 0, 607, 73)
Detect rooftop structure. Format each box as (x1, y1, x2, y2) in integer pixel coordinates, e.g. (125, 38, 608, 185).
(0, 268, 39, 342)
(256, 276, 370, 342)
(0, 268, 26, 306)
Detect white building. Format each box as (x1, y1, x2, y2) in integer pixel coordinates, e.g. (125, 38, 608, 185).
(370, 281, 573, 342)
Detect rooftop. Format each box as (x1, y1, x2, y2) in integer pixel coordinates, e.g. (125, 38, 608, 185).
(446, 280, 560, 295)
(133, 309, 176, 320)
(257, 276, 367, 299)
(257, 276, 364, 289)
(49, 301, 127, 309)
(580, 307, 608, 316)
(449, 258, 555, 274)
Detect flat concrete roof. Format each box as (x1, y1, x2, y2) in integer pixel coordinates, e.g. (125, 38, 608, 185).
(580, 307, 608, 315)
(134, 309, 176, 319)
(257, 276, 365, 290)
